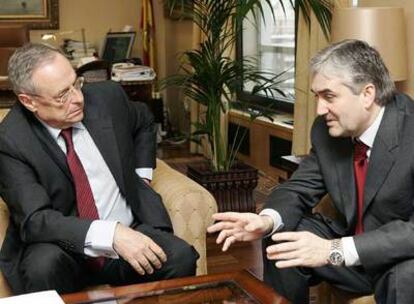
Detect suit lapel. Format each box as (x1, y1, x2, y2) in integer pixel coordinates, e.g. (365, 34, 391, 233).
(83, 110, 126, 195)
(363, 102, 399, 213)
(29, 114, 72, 181)
(334, 137, 357, 224)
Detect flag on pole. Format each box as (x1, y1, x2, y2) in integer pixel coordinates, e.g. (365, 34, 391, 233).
(140, 0, 157, 71)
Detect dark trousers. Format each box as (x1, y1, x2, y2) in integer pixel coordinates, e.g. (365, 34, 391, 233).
(17, 224, 199, 294)
(263, 214, 414, 304)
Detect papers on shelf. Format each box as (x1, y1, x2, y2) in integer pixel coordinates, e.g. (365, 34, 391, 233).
(63, 39, 97, 68)
(112, 63, 156, 81)
(77, 56, 98, 68)
(0, 290, 64, 304)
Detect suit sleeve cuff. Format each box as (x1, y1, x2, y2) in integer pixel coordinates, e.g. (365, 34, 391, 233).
(259, 208, 284, 236)
(84, 220, 119, 259)
(342, 236, 361, 266)
(135, 168, 153, 181)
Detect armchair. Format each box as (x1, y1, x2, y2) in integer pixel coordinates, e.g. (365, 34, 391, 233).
(0, 201, 10, 297)
(152, 159, 217, 275)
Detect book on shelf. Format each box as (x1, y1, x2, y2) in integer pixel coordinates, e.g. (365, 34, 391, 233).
(65, 46, 96, 53)
(63, 39, 93, 49)
(71, 51, 96, 58)
(62, 39, 96, 62)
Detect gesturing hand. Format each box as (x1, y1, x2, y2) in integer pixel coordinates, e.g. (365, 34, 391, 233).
(113, 224, 167, 275)
(207, 212, 273, 251)
(266, 231, 331, 268)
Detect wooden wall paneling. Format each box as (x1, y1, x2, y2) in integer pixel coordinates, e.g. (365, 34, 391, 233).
(229, 111, 293, 181)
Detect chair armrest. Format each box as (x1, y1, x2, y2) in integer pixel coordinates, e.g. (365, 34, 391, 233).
(0, 200, 12, 297)
(152, 159, 217, 275)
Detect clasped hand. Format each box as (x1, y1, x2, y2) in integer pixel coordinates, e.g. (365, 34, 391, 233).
(113, 224, 167, 275)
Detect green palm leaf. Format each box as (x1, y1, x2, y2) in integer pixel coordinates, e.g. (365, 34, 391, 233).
(161, 0, 333, 171)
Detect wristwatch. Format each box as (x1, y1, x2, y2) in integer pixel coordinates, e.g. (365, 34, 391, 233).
(328, 239, 344, 266)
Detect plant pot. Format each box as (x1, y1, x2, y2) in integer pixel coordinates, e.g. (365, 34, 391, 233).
(187, 161, 258, 212)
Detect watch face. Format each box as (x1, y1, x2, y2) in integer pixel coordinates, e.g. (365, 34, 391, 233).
(329, 250, 344, 266)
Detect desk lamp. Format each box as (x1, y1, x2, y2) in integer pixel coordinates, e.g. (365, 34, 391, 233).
(331, 6, 407, 82)
(41, 28, 87, 56)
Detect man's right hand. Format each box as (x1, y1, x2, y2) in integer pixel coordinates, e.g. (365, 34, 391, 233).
(207, 212, 274, 251)
(113, 224, 167, 275)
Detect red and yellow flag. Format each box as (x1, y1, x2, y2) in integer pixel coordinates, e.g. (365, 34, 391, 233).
(140, 0, 157, 71)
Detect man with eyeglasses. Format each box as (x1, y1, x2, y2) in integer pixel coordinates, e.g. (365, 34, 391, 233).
(0, 43, 198, 294)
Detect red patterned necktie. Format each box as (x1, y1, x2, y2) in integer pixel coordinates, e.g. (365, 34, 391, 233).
(353, 141, 369, 234)
(61, 128, 100, 220)
(61, 127, 104, 270)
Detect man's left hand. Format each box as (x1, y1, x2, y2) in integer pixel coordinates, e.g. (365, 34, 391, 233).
(266, 231, 331, 268)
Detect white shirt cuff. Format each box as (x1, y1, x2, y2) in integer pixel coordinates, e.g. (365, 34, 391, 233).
(259, 208, 284, 236)
(135, 168, 153, 180)
(342, 236, 361, 266)
(84, 220, 119, 259)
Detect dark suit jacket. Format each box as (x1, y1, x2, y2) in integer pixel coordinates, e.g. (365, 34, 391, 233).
(265, 93, 414, 277)
(0, 81, 172, 291)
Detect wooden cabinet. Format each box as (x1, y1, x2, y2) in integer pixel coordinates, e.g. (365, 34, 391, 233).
(229, 110, 293, 182)
(120, 80, 163, 125)
(119, 79, 153, 103)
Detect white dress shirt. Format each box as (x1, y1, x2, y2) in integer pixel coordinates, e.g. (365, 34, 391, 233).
(260, 107, 385, 266)
(41, 121, 152, 258)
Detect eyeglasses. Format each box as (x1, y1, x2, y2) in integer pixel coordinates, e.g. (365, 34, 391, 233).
(27, 77, 84, 104)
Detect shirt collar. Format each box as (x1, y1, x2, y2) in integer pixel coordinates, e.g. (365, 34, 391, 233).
(358, 107, 385, 149)
(37, 118, 85, 141)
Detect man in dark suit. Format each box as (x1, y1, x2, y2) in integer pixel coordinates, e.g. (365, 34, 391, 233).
(0, 43, 198, 294)
(208, 39, 414, 303)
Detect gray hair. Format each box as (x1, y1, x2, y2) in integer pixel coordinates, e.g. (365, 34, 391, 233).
(7, 42, 63, 94)
(310, 39, 395, 106)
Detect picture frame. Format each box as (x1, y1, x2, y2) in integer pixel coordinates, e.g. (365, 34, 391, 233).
(0, 0, 59, 30)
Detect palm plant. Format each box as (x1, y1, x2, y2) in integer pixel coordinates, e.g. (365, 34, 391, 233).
(162, 0, 332, 172)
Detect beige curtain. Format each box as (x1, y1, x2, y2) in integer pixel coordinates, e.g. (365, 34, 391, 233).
(292, 0, 352, 155)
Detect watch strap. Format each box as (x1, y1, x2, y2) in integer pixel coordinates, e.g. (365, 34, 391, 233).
(329, 238, 344, 266)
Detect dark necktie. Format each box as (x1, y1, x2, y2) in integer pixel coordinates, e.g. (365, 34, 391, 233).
(353, 141, 369, 234)
(61, 128, 100, 220)
(61, 128, 104, 270)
